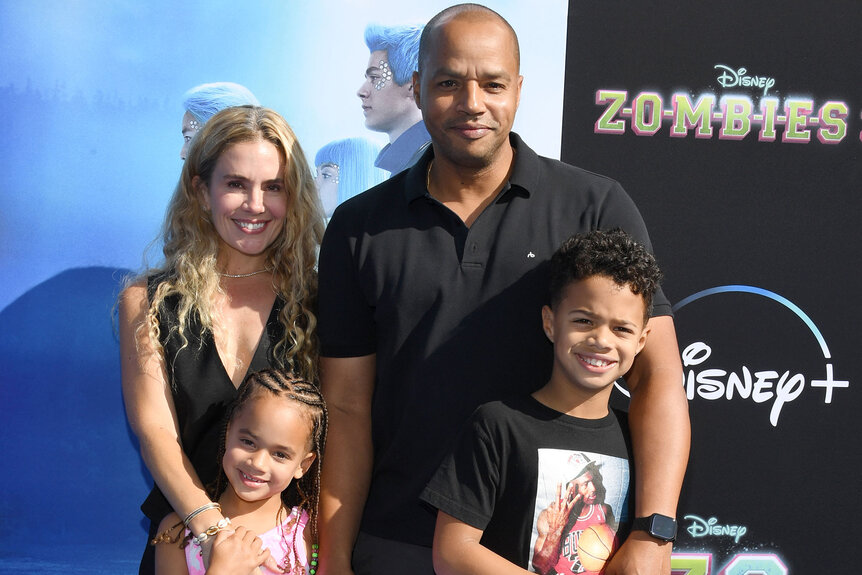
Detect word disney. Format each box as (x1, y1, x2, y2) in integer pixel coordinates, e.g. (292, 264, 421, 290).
(594, 89, 856, 144)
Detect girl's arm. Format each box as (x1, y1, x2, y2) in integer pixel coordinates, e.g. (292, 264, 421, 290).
(119, 284, 224, 552)
(153, 513, 193, 575)
(432, 512, 533, 575)
(154, 514, 271, 575)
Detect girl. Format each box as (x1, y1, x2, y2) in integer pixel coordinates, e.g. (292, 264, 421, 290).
(154, 369, 327, 575)
(120, 106, 324, 573)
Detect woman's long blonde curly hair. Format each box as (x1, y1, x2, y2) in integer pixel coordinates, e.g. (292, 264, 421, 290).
(144, 106, 325, 381)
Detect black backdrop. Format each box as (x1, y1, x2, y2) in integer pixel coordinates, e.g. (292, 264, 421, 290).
(562, 1, 861, 572)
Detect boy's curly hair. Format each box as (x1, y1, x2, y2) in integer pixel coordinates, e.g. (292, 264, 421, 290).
(548, 228, 663, 322)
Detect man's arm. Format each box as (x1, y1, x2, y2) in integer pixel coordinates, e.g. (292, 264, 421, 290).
(318, 354, 376, 575)
(531, 483, 577, 574)
(433, 512, 533, 575)
(606, 315, 690, 575)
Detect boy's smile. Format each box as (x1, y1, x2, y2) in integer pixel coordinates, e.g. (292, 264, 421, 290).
(539, 275, 650, 416)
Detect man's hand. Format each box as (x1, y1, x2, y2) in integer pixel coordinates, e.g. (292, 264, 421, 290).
(541, 482, 578, 535)
(532, 482, 579, 573)
(604, 530, 671, 575)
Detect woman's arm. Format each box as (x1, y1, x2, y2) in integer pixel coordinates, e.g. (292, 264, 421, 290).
(433, 512, 532, 575)
(119, 283, 224, 540)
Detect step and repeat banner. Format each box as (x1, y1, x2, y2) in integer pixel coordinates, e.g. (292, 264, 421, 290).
(1, 0, 857, 572)
(562, 1, 860, 573)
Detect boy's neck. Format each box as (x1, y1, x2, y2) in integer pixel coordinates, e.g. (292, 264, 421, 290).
(531, 374, 613, 419)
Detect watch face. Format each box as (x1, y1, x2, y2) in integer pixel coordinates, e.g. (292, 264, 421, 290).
(650, 514, 678, 540)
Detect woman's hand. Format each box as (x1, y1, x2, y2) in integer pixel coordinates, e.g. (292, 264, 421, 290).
(206, 526, 273, 575)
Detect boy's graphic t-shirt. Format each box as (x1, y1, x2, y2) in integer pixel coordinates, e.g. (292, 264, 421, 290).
(421, 396, 633, 574)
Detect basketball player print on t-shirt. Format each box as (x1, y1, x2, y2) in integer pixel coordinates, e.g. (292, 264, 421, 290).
(529, 450, 631, 575)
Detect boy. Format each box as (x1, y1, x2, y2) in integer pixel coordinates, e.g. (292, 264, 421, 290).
(420, 229, 663, 575)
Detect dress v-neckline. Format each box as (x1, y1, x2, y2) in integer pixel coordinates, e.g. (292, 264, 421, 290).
(214, 298, 280, 390)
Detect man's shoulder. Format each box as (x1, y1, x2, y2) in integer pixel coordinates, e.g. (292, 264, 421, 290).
(534, 154, 624, 193)
(325, 171, 412, 231)
(510, 134, 625, 196)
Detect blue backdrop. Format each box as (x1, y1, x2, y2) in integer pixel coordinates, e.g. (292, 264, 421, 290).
(0, 1, 567, 572)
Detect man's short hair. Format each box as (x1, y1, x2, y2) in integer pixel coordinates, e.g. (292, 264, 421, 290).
(364, 24, 423, 86)
(418, 3, 520, 75)
(548, 229, 663, 321)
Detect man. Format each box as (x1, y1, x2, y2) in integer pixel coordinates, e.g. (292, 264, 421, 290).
(534, 459, 619, 574)
(319, 5, 689, 575)
(357, 23, 431, 175)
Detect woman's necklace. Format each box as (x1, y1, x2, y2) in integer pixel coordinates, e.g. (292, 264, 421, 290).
(218, 268, 270, 278)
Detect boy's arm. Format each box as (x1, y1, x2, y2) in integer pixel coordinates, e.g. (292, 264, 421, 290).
(607, 315, 689, 575)
(433, 511, 534, 575)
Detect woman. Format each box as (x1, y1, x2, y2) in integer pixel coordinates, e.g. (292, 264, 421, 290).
(314, 137, 385, 219)
(180, 82, 260, 160)
(120, 106, 324, 573)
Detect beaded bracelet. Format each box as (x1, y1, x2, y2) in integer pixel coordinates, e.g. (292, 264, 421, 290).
(192, 517, 232, 545)
(183, 502, 222, 528)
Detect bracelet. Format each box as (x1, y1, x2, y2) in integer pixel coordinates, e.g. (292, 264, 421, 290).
(192, 517, 232, 546)
(183, 502, 221, 528)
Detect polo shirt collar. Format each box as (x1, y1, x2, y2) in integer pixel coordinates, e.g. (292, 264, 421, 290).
(403, 132, 539, 204)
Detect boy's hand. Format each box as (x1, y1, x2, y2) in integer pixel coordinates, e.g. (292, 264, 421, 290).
(604, 530, 672, 575)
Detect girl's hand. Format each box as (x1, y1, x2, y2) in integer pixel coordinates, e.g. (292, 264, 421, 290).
(206, 526, 273, 575)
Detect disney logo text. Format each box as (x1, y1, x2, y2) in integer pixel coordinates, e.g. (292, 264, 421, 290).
(685, 515, 748, 543)
(715, 64, 776, 96)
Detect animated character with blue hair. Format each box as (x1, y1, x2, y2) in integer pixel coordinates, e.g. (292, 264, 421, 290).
(180, 82, 259, 160)
(315, 138, 387, 219)
(357, 24, 431, 175)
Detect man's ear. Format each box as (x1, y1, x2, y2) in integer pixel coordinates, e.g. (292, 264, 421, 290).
(412, 70, 422, 108)
(515, 74, 524, 109)
(542, 305, 555, 342)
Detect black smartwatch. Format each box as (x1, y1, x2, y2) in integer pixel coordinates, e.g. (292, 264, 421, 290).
(632, 513, 677, 542)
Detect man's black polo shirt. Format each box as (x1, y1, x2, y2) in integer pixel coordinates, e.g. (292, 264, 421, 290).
(317, 133, 670, 546)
